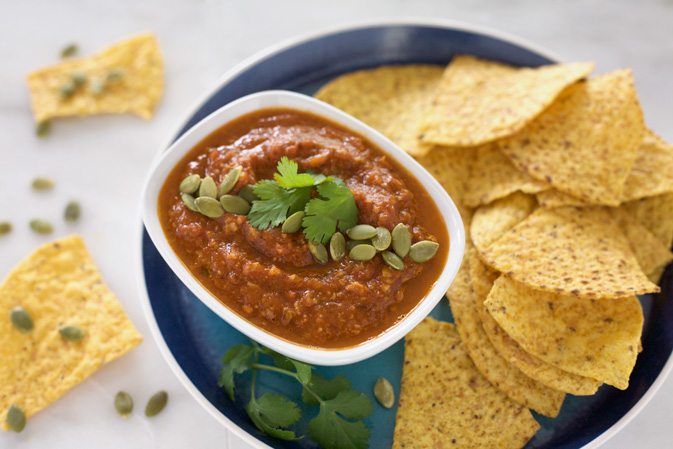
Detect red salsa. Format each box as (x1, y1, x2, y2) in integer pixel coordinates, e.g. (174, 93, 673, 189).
(158, 108, 449, 348)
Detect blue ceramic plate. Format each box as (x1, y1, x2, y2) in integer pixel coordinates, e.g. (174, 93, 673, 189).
(138, 19, 673, 449)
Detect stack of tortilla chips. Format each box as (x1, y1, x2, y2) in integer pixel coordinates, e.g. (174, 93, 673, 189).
(315, 56, 673, 448)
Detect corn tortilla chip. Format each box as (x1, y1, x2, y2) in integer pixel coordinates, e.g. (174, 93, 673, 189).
(416, 145, 477, 205)
(26, 33, 163, 122)
(622, 130, 673, 202)
(463, 144, 549, 207)
(484, 276, 643, 390)
(469, 250, 602, 396)
(417, 56, 594, 147)
(482, 206, 659, 298)
(622, 193, 673, 250)
(0, 236, 143, 430)
(471, 192, 538, 253)
(393, 317, 540, 449)
(537, 188, 592, 209)
(500, 69, 645, 206)
(314, 65, 442, 156)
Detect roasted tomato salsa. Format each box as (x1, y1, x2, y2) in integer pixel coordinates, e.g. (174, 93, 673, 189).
(158, 108, 449, 348)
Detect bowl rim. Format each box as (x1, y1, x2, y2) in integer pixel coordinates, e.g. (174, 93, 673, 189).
(135, 17, 673, 449)
(141, 89, 466, 366)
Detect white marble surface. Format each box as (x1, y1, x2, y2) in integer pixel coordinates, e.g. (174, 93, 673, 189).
(1, 0, 672, 448)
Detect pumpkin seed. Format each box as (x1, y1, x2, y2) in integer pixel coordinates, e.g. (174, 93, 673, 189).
(90, 79, 104, 96)
(58, 82, 76, 99)
(217, 166, 242, 197)
(348, 239, 371, 250)
(392, 223, 411, 258)
(409, 241, 440, 263)
(31, 177, 55, 190)
(220, 195, 251, 215)
(10, 307, 33, 333)
(238, 184, 258, 203)
(106, 68, 125, 82)
(145, 390, 168, 417)
(382, 251, 405, 271)
(374, 377, 395, 409)
(181, 194, 199, 212)
(0, 222, 12, 235)
(60, 43, 78, 58)
(195, 197, 224, 218)
(70, 70, 87, 86)
(6, 404, 26, 433)
(349, 244, 377, 261)
(372, 227, 392, 251)
(30, 219, 53, 234)
(346, 224, 377, 240)
(64, 201, 81, 222)
(198, 176, 217, 199)
(329, 232, 346, 261)
(179, 174, 201, 194)
(59, 325, 85, 341)
(282, 211, 305, 233)
(308, 241, 328, 264)
(35, 121, 51, 138)
(115, 391, 134, 418)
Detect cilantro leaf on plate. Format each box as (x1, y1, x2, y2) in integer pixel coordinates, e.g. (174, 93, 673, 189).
(246, 393, 302, 441)
(303, 182, 358, 243)
(307, 390, 373, 449)
(302, 373, 352, 406)
(218, 344, 254, 400)
(275, 156, 316, 188)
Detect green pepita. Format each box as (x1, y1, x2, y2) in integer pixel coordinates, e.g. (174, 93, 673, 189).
(179, 174, 201, 194)
(0, 222, 12, 235)
(392, 223, 411, 258)
(70, 70, 87, 86)
(145, 390, 168, 417)
(195, 197, 224, 218)
(372, 227, 392, 251)
(58, 82, 76, 99)
(308, 241, 329, 264)
(59, 325, 85, 341)
(238, 184, 258, 203)
(90, 79, 104, 96)
(36, 121, 51, 138)
(349, 244, 377, 261)
(198, 176, 217, 199)
(346, 224, 377, 240)
(106, 68, 125, 82)
(181, 193, 199, 212)
(64, 201, 81, 222)
(217, 166, 242, 197)
(10, 307, 33, 333)
(382, 251, 405, 271)
(30, 219, 53, 234)
(6, 404, 26, 433)
(329, 232, 346, 261)
(409, 240, 440, 263)
(60, 43, 78, 58)
(115, 391, 134, 418)
(220, 195, 251, 215)
(31, 177, 55, 190)
(282, 211, 305, 233)
(373, 377, 395, 409)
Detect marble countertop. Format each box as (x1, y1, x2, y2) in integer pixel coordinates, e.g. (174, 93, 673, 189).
(1, 0, 672, 448)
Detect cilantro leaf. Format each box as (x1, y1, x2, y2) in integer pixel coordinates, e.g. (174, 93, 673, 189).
(303, 182, 358, 244)
(302, 373, 352, 406)
(275, 157, 316, 188)
(252, 180, 284, 200)
(246, 393, 302, 441)
(248, 186, 311, 229)
(307, 390, 373, 449)
(262, 346, 312, 385)
(218, 344, 254, 400)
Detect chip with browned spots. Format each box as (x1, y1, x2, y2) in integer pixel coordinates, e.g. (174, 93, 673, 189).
(622, 130, 673, 202)
(415, 145, 477, 205)
(622, 193, 673, 250)
(471, 191, 538, 253)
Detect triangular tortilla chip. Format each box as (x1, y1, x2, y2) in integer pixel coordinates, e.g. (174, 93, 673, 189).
(471, 192, 537, 253)
(622, 193, 673, 250)
(622, 130, 673, 202)
(416, 146, 477, 205)
(500, 69, 645, 206)
(484, 276, 643, 390)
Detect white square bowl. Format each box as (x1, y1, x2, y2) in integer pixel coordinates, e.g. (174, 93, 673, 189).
(141, 89, 465, 366)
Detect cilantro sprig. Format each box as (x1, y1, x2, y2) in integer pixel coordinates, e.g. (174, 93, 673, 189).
(247, 157, 358, 244)
(218, 340, 373, 449)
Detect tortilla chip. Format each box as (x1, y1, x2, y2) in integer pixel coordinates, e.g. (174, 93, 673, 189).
(0, 236, 143, 430)
(449, 246, 565, 417)
(471, 192, 538, 253)
(314, 65, 443, 156)
(537, 188, 592, 209)
(26, 33, 163, 122)
(622, 130, 673, 202)
(417, 56, 594, 147)
(484, 276, 643, 390)
(393, 317, 540, 449)
(469, 250, 602, 396)
(416, 145, 477, 205)
(500, 69, 645, 206)
(463, 144, 549, 207)
(482, 206, 659, 298)
(622, 193, 673, 250)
